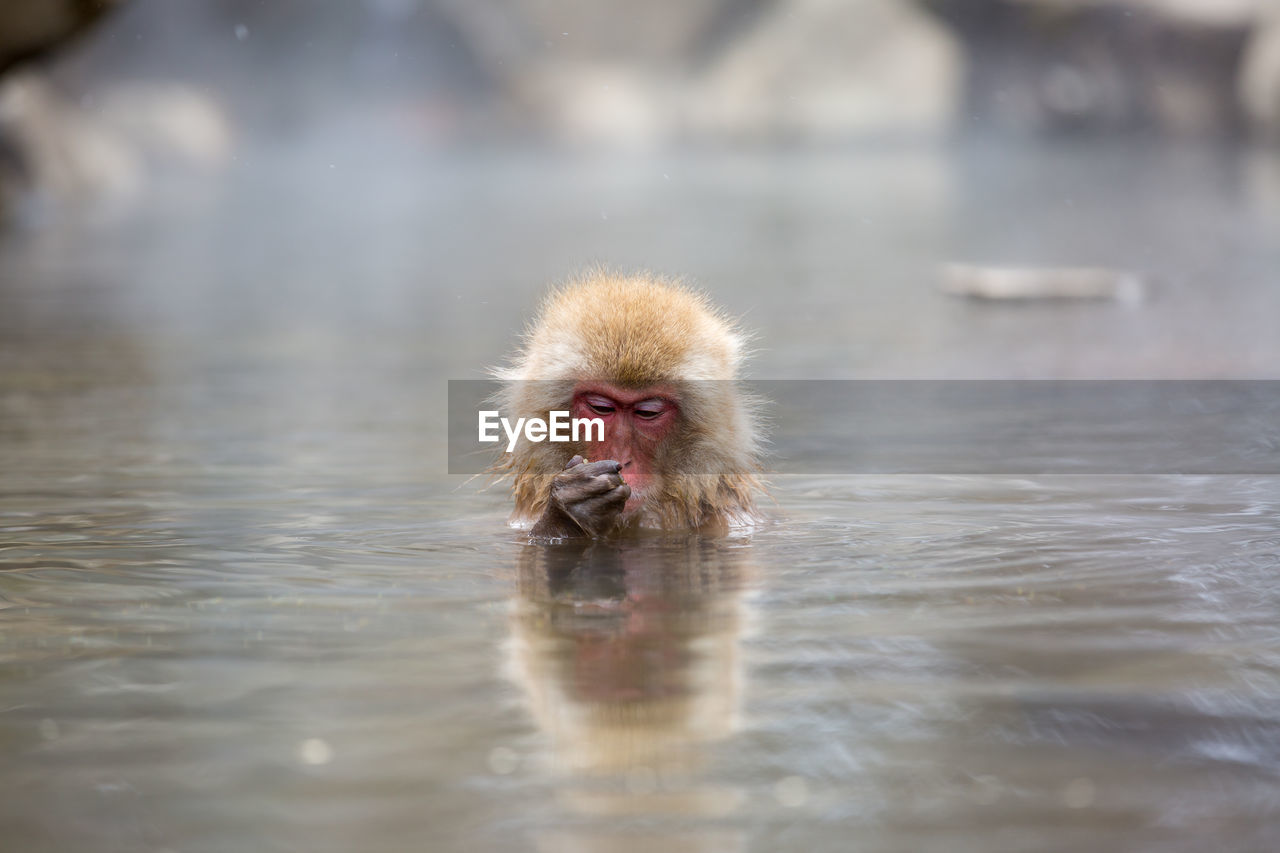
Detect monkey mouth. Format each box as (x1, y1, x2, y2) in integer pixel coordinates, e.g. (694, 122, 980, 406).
(621, 487, 647, 516)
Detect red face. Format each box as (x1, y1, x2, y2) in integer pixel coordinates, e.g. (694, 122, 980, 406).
(570, 383, 679, 514)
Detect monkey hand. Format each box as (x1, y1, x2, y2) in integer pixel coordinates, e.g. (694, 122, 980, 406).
(530, 455, 631, 539)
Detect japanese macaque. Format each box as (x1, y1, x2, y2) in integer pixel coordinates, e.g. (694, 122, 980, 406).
(494, 271, 762, 539)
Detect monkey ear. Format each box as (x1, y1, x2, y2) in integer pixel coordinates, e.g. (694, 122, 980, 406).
(564, 455, 585, 470)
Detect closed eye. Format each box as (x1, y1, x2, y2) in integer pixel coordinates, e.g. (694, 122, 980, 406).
(633, 401, 670, 420)
(584, 395, 616, 415)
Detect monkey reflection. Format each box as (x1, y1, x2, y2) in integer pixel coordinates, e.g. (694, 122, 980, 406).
(507, 535, 753, 849)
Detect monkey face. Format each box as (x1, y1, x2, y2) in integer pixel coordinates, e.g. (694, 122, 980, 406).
(569, 382, 680, 515)
(498, 272, 762, 535)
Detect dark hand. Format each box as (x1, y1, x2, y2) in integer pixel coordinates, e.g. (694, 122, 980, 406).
(530, 455, 630, 539)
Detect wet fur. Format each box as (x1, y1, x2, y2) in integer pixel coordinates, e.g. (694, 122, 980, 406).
(492, 269, 763, 532)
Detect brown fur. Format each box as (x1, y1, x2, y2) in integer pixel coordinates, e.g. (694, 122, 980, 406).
(493, 269, 763, 532)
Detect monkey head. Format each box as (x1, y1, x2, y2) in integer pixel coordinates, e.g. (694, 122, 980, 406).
(494, 270, 762, 536)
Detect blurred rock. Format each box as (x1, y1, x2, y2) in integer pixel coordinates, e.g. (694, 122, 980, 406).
(0, 72, 232, 223)
(941, 263, 1145, 302)
(0, 71, 141, 218)
(0, 0, 123, 219)
(87, 83, 232, 167)
(1242, 11, 1280, 135)
(0, 0, 233, 224)
(919, 0, 1280, 139)
(0, 0, 120, 75)
(437, 0, 959, 144)
(686, 0, 960, 140)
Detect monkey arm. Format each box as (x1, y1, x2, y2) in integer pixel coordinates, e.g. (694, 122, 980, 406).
(530, 456, 630, 540)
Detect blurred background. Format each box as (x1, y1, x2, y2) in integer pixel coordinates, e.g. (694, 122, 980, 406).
(2, 0, 1279, 379)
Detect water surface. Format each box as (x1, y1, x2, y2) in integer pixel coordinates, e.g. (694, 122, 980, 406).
(2, 142, 1278, 851)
